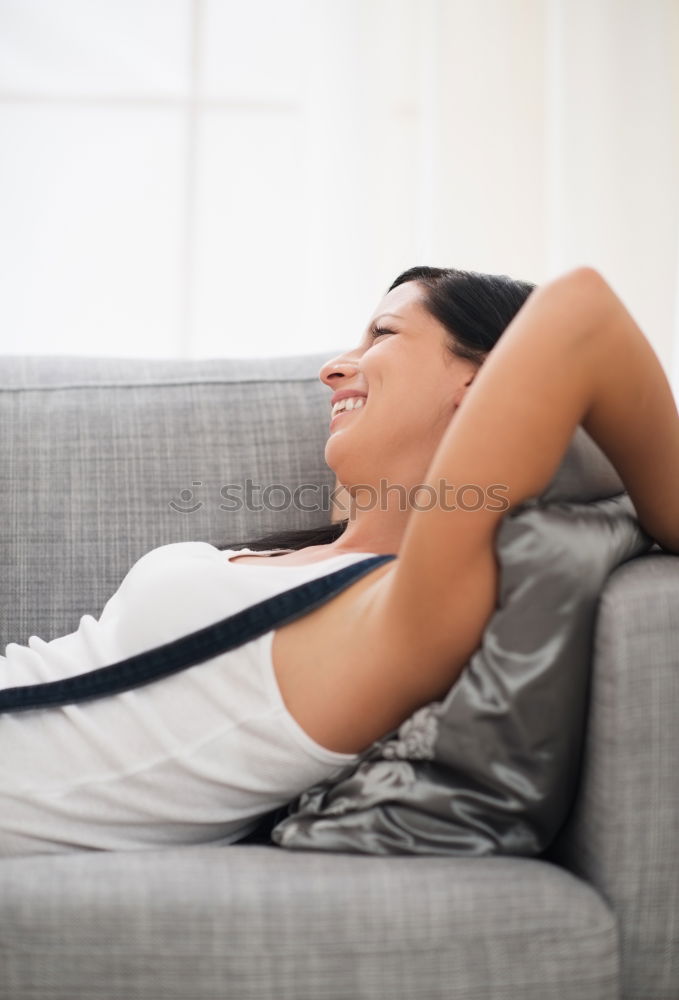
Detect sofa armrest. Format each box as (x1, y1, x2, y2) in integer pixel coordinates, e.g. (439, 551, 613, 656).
(545, 552, 679, 997)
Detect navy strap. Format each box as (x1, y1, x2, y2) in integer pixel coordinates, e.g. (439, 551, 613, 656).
(0, 554, 396, 714)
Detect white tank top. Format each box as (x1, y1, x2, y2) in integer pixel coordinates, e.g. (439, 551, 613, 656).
(0, 541, 378, 857)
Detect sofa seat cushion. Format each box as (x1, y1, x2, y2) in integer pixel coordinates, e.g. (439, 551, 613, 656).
(0, 846, 617, 1000)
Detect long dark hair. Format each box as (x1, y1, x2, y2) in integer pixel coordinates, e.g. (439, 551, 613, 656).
(219, 265, 536, 553)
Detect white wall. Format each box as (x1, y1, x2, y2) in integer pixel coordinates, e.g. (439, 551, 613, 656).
(0, 0, 677, 385)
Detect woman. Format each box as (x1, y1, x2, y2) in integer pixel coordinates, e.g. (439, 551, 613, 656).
(1, 264, 678, 856)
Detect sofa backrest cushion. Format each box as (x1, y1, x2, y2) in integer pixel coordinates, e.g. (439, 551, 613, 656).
(0, 353, 335, 648)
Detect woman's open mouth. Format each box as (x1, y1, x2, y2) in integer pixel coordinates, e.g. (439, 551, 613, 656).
(329, 396, 366, 429)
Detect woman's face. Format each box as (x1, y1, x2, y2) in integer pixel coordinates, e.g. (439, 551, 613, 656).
(318, 281, 480, 492)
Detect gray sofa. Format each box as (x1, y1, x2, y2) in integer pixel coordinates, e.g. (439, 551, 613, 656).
(1, 354, 677, 1000)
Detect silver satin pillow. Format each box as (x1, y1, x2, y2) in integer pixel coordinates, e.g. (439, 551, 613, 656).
(257, 432, 649, 856)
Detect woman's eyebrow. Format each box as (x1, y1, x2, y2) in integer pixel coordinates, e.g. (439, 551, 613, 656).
(372, 313, 404, 324)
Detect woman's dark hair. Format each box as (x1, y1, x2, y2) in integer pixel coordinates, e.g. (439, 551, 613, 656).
(218, 265, 536, 553)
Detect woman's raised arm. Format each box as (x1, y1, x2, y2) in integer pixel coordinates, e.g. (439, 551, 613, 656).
(374, 266, 679, 690)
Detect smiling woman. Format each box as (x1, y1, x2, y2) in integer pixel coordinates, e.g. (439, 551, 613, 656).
(2, 263, 678, 858)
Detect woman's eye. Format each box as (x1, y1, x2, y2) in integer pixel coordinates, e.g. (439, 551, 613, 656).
(369, 326, 395, 341)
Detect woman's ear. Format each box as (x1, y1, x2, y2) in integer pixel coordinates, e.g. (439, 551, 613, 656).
(453, 366, 480, 410)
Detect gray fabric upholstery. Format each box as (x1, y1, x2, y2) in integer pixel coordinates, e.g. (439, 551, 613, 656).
(0, 354, 335, 648)
(0, 848, 618, 1000)
(544, 554, 679, 998)
(1, 352, 677, 999)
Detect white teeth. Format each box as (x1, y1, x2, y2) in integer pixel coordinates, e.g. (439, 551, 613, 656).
(331, 396, 366, 418)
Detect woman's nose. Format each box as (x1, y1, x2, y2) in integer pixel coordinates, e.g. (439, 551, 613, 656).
(318, 353, 360, 388)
